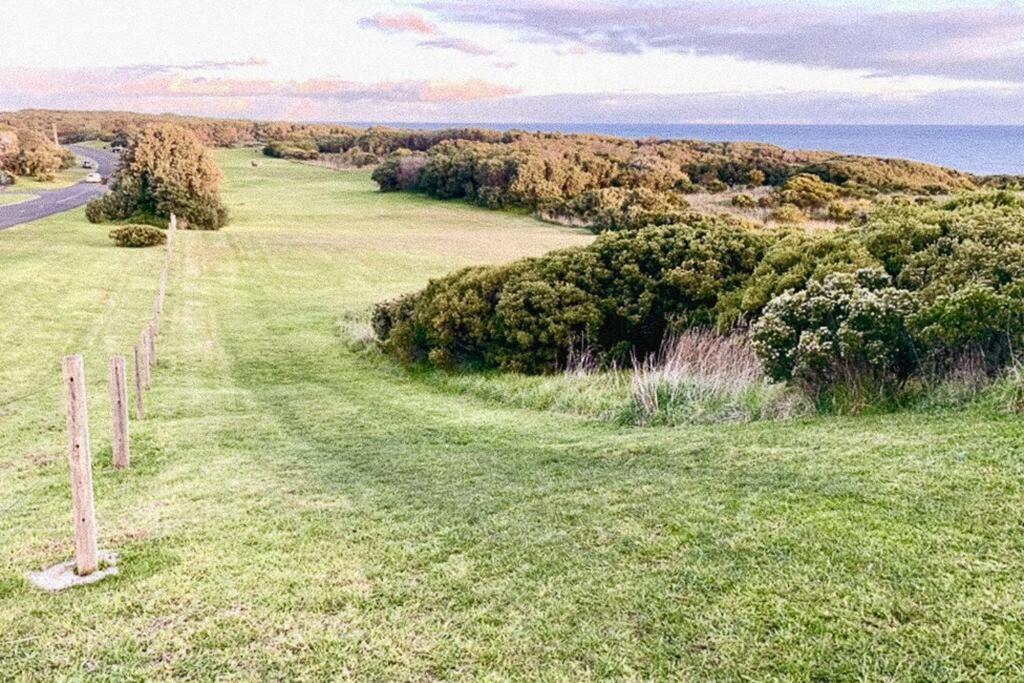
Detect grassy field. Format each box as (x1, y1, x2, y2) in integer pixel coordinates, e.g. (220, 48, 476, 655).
(11, 163, 91, 192)
(2, 149, 1024, 680)
(0, 192, 38, 207)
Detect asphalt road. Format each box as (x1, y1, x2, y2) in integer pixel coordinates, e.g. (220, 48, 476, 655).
(0, 145, 119, 232)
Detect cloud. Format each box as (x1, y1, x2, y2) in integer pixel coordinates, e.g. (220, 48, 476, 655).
(419, 79, 519, 101)
(0, 66, 518, 105)
(417, 37, 495, 56)
(422, 1, 1024, 82)
(357, 12, 438, 35)
(359, 9, 498, 58)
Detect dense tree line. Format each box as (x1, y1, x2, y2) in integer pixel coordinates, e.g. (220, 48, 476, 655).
(369, 132, 982, 228)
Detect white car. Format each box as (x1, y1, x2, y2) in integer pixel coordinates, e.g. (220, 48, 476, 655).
(83, 172, 103, 183)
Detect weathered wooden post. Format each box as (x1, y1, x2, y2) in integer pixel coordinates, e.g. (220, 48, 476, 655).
(140, 330, 151, 389)
(108, 356, 130, 469)
(61, 355, 99, 576)
(148, 322, 157, 368)
(133, 344, 145, 420)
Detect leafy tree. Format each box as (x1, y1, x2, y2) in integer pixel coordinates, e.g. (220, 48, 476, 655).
(87, 124, 228, 230)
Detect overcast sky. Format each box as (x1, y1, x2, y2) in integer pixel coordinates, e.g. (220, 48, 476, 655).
(1, 0, 1022, 124)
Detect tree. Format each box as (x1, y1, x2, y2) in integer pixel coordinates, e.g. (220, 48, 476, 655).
(0, 126, 69, 181)
(87, 124, 228, 230)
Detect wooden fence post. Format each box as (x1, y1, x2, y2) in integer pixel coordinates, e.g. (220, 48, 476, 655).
(133, 344, 145, 420)
(148, 323, 157, 368)
(108, 356, 130, 469)
(140, 330, 151, 389)
(61, 355, 99, 576)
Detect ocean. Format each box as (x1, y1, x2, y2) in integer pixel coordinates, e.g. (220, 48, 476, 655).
(365, 123, 1024, 177)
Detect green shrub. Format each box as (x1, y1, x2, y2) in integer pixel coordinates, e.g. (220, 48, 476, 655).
(554, 187, 692, 232)
(752, 269, 920, 399)
(263, 138, 319, 160)
(108, 224, 167, 248)
(734, 231, 879, 322)
(375, 215, 770, 372)
(771, 204, 807, 224)
(826, 201, 855, 222)
(731, 193, 756, 209)
(912, 284, 1024, 371)
(776, 173, 840, 210)
(371, 150, 428, 191)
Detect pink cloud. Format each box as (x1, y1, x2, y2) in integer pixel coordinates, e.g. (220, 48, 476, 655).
(419, 79, 520, 102)
(418, 37, 495, 56)
(357, 12, 438, 35)
(0, 67, 519, 104)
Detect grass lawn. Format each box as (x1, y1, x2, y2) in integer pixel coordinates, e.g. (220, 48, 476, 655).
(76, 140, 113, 151)
(2, 149, 1024, 680)
(13, 164, 91, 192)
(0, 192, 38, 207)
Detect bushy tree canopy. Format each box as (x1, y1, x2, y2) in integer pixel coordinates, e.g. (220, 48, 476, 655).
(86, 124, 228, 230)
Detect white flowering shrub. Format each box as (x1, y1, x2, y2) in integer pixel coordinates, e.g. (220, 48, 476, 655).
(752, 269, 919, 394)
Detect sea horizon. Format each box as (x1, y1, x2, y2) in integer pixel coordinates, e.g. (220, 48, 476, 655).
(336, 121, 1024, 176)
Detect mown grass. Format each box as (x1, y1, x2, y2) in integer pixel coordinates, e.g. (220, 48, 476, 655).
(12, 164, 91, 192)
(3, 149, 1024, 680)
(0, 192, 38, 207)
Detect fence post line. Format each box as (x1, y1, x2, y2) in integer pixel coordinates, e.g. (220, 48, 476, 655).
(61, 355, 99, 576)
(140, 330, 151, 389)
(133, 344, 145, 420)
(108, 356, 130, 469)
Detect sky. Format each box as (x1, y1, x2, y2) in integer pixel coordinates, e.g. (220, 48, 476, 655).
(1, 0, 1022, 124)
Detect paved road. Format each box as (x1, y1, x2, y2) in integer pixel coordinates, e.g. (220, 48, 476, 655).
(0, 145, 119, 231)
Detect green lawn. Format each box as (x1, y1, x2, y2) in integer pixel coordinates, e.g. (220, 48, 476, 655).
(0, 192, 38, 207)
(11, 164, 91, 192)
(2, 149, 1024, 680)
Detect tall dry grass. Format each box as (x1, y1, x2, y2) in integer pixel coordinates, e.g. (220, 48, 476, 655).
(625, 329, 805, 425)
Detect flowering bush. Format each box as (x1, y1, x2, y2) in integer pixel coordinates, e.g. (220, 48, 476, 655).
(752, 269, 919, 394)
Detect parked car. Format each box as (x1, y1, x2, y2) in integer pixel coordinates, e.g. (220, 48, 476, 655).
(82, 159, 97, 170)
(83, 172, 103, 183)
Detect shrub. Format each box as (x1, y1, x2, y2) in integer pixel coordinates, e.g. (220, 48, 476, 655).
(912, 284, 1024, 372)
(746, 169, 766, 187)
(731, 193, 756, 209)
(108, 224, 167, 248)
(826, 201, 855, 222)
(771, 204, 807, 224)
(734, 231, 879, 322)
(375, 216, 770, 372)
(263, 138, 319, 160)
(87, 124, 228, 230)
(372, 151, 428, 191)
(554, 187, 692, 232)
(752, 269, 920, 399)
(776, 173, 840, 210)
